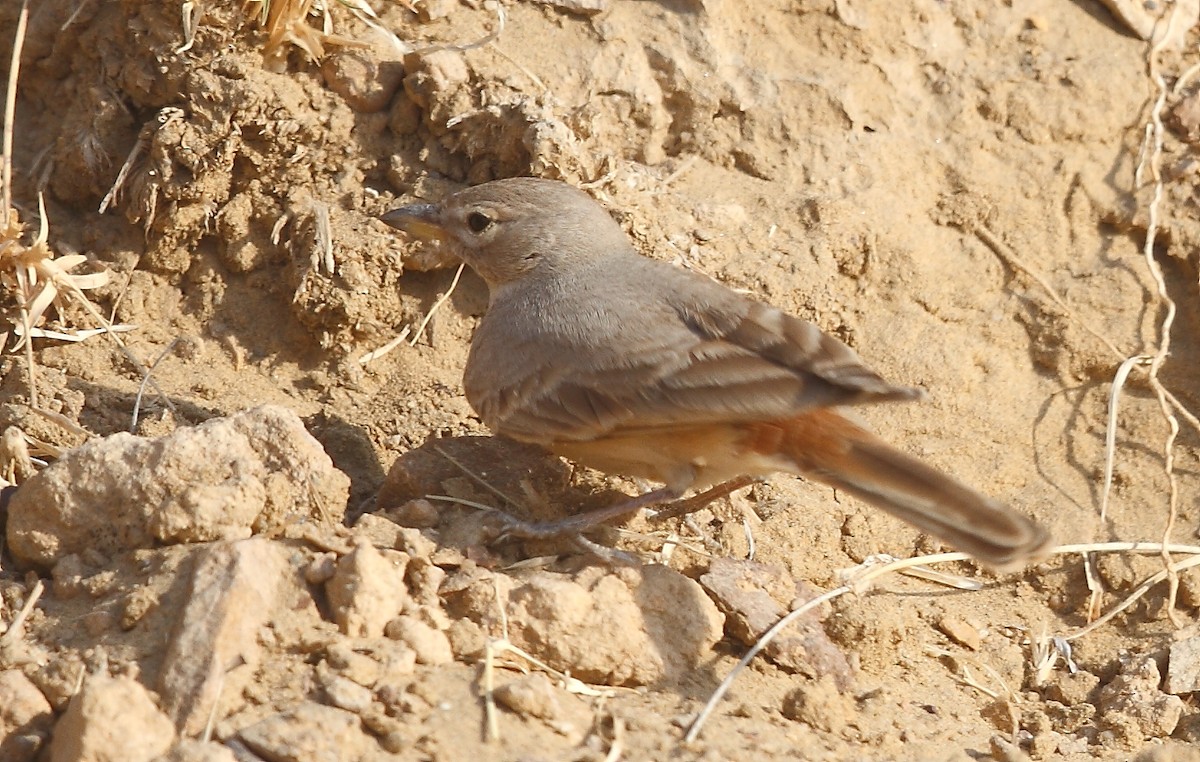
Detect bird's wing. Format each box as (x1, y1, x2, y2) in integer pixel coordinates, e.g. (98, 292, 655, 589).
(471, 264, 923, 444)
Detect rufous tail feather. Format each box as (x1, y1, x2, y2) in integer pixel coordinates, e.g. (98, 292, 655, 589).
(776, 410, 1052, 570)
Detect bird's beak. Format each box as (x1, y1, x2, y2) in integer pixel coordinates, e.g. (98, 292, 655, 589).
(380, 204, 449, 241)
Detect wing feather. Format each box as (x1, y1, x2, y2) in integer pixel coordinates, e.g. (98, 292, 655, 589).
(467, 259, 923, 444)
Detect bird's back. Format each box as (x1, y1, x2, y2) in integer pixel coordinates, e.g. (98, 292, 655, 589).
(464, 251, 920, 447)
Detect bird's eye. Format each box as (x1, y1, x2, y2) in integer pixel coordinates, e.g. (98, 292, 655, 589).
(466, 211, 494, 233)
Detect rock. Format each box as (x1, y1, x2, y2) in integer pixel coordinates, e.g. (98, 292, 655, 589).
(493, 673, 561, 720)
(404, 556, 446, 606)
(153, 740, 238, 762)
(502, 564, 723, 686)
(415, 0, 456, 21)
(1175, 708, 1200, 744)
(50, 555, 87, 599)
(325, 540, 408, 637)
(1132, 743, 1200, 762)
(370, 640, 418, 686)
(350, 513, 405, 549)
(27, 658, 84, 712)
(303, 553, 337, 585)
(119, 586, 161, 630)
(781, 674, 856, 733)
(1168, 94, 1200, 143)
(324, 641, 384, 687)
(936, 615, 982, 651)
(395, 527, 437, 559)
(321, 50, 405, 114)
(1095, 0, 1198, 48)
(1166, 635, 1200, 694)
(491, 672, 592, 737)
(529, 0, 608, 15)
(989, 734, 1033, 762)
(48, 674, 176, 762)
(382, 499, 439, 528)
(6, 406, 349, 567)
(157, 539, 289, 735)
(409, 604, 451, 632)
(445, 618, 488, 662)
(316, 668, 375, 713)
(0, 669, 53, 762)
(402, 49, 468, 116)
(1041, 669, 1100, 706)
(1098, 654, 1185, 739)
(383, 616, 452, 665)
(237, 703, 372, 762)
(699, 558, 852, 688)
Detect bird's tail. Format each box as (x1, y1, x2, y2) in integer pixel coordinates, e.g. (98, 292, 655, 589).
(769, 410, 1052, 571)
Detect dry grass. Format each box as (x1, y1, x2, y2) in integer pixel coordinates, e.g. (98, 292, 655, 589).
(239, 0, 407, 69)
(478, 574, 619, 746)
(1, 3, 111, 414)
(1, 2, 176, 448)
(175, 0, 414, 70)
(685, 541, 1200, 741)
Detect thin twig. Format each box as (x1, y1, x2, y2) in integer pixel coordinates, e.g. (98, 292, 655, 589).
(0, 578, 44, 644)
(1064, 553, 1200, 642)
(426, 494, 503, 513)
(201, 669, 224, 742)
(29, 406, 93, 440)
(1136, 4, 1185, 626)
(409, 262, 465, 346)
(685, 583, 847, 742)
(602, 716, 625, 762)
(357, 325, 411, 365)
(131, 338, 180, 432)
(973, 224, 1123, 358)
(2, 0, 28, 229)
(684, 541, 1200, 741)
(414, 2, 505, 55)
(5, 3, 34, 406)
(1083, 550, 1103, 623)
(483, 573, 509, 742)
(430, 441, 523, 509)
(1101, 355, 1148, 520)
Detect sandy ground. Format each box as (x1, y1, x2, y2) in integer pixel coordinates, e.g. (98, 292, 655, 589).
(2, 0, 1200, 760)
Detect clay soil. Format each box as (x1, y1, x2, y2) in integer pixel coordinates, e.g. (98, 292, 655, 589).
(3, 0, 1200, 760)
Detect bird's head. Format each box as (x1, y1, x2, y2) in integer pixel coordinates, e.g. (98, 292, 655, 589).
(381, 177, 629, 288)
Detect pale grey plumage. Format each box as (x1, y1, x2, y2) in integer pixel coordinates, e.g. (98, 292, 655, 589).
(397, 178, 922, 446)
(381, 177, 1052, 569)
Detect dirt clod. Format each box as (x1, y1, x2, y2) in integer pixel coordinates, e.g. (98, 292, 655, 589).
(384, 615, 453, 665)
(699, 557, 853, 687)
(1098, 655, 1186, 743)
(325, 540, 409, 638)
(6, 406, 349, 568)
(158, 538, 289, 735)
(47, 674, 175, 762)
(502, 564, 723, 686)
(0, 669, 53, 762)
(780, 674, 856, 733)
(237, 703, 373, 762)
(1166, 635, 1200, 695)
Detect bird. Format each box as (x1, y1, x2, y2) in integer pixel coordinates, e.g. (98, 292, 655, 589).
(381, 177, 1052, 570)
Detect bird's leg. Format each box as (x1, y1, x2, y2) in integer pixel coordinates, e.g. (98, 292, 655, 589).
(494, 486, 681, 540)
(647, 476, 756, 522)
(494, 476, 758, 542)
